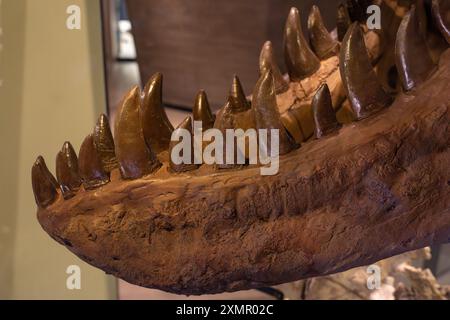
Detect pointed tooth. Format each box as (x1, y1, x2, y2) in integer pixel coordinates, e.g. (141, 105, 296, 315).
(229, 75, 250, 112)
(56, 142, 81, 199)
(312, 84, 341, 138)
(339, 23, 392, 120)
(115, 86, 162, 179)
(141, 72, 174, 153)
(395, 6, 436, 91)
(252, 69, 296, 155)
(32, 156, 59, 208)
(432, 0, 450, 44)
(193, 90, 215, 131)
(280, 112, 304, 144)
(337, 4, 352, 42)
(169, 116, 198, 173)
(93, 114, 118, 172)
(308, 5, 340, 60)
(79, 134, 110, 190)
(259, 41, 289, 93)
(284, 7, 320, 81)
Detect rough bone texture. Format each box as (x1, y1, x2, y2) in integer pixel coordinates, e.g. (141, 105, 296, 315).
(37, 51, 450, 295)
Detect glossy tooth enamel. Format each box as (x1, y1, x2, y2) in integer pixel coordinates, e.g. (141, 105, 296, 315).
(56, 141, 82, 199)
(312, 84, 341, 139)
(340, 23, 393, 120)
(32, 156, 59, 208)
(115, 86, 161, 180)
(308, 5, 340, 60)
(252, 69, 296, 155)
(193, 90, 215, 131)
(78, 134, 110, 190)
(259, 41, 289, 93)
(284, 7, 321, 81)
(93, 113, 118, 172)
(141, 72, 174, 153)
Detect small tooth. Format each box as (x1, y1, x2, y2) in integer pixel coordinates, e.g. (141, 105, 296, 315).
(339, 23, 392, 120)
(432, 0, 450, 44)
(259, 41, 289, 93)
(395, 6, 436, 91)
(308, 5, 340, 60)
(280, 112, 304, 144)
(32, 156, 59, 208)
(229, 75, 250, 112)
(284, 7, 320, 81)
(337, 4, 352, 42)
(56, 142, 82, 199)
(312, 84, 341, 138)
(115, 86, 161, 179)
(93, 114, 118, 172)
(193, 90, 215, 131)
(79, 134, 110, 190)
(252, 69, 296, 155)
(169, 116, 199, 173)
(141, 72, 174, 153)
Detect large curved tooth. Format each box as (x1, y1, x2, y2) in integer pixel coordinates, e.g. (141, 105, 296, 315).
(56, 142, 81, 199)
(284, 7, 320, 81)
(32, 156, 59, 208)
(395, 6, 436, 91)
(312, 84, 341, 139)
(169, 116, 198, 173)
(432, 0, 450, 44)
(193, 90, 215, 131)
(308, 5, 340, 60)
(115, 86, 161, 180)
(340, 23, 392, 120)
(93, 114, 118, 172)
(141, 72, 174, 153)
(259, 41, 289, 94)
(252, 69, 296, 155)
(337, 4, 352, 42)
(229, 75, 250, 112)
(79, 134, 110, 190)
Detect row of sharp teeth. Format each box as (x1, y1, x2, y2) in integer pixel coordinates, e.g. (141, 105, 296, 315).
(32, 1, 449, 209)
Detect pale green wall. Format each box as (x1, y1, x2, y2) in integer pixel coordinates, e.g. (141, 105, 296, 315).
(0, 0, 116, 299)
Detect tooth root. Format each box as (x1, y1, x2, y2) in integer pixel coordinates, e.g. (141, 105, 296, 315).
(228, 75, 251, 112)
(193, 90, 215, 131)
(396, 6, 436, 91)
(339, 23, 392, 120)
(56, 142, 82, 199)
(337, 4, 352, 42)
(259, 41, 289, 93)
(252, 69, 297, 155)
(79, 134, 110, 190)
(169, 116, 198, 173)
(115, 86, 162, 179)
(432, 0, 450, 44)
(284, 7, 321, 81)
(280, 112, 304, 144)
(308, 5, 340, 60)
(312, 84, 341, 139)
(32, 156, 59, 208)
(93, 114, 118, 172)
(141, 72, 174, 153)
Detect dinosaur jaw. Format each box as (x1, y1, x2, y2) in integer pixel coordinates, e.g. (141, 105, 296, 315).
(37, 50, 450, 295)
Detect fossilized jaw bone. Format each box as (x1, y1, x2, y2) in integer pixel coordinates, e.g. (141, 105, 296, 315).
(33, 3, 450, 295)
(36, 52, 450, 294)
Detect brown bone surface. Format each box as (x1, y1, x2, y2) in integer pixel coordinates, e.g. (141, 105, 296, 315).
(37, 50, 450, 295)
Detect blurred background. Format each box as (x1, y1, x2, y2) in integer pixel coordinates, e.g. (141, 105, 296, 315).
(0, 0, 449, 299)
